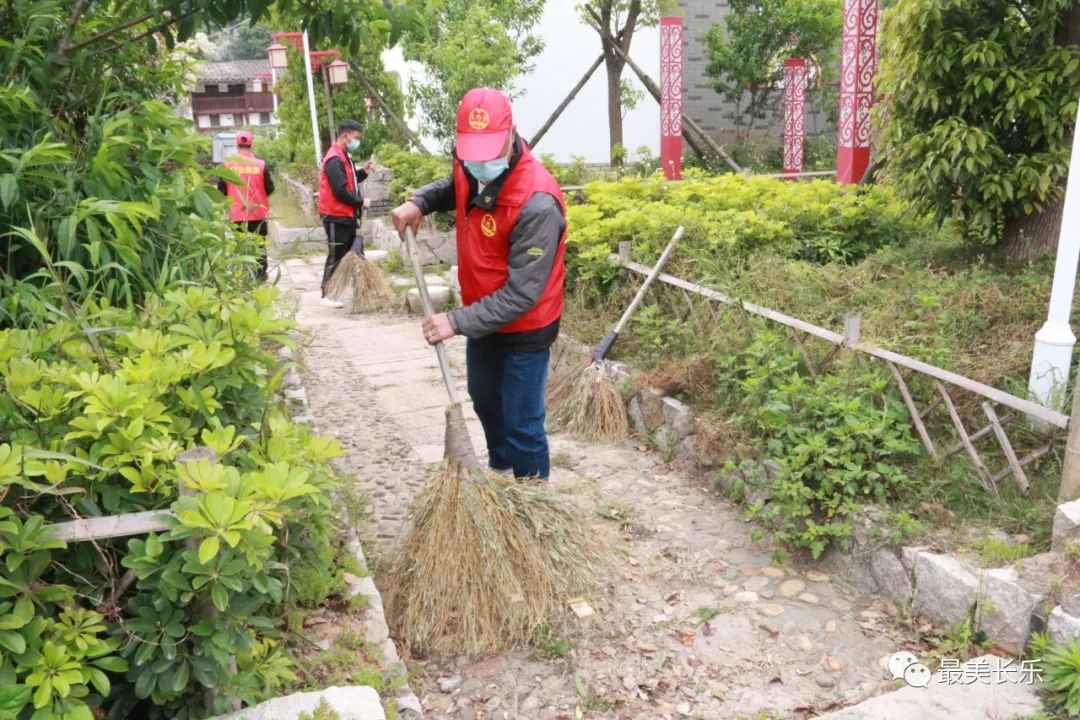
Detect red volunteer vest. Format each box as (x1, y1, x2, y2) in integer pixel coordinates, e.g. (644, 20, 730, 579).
(318, 144, 357, 218)
(454, 144, 567, 334)
(223, 152, 269, 222)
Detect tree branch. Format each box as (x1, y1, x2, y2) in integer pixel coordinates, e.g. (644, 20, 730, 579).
(66, 8, 162, 53)
(59, 0, 89, 52)
(101, 11, 197, 55)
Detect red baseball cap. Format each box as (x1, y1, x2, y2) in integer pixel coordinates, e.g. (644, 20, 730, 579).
(236, 131, 253, 147)
(455, 88, 513, 161)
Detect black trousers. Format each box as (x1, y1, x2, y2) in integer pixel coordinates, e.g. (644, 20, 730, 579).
(321, 219, 362, 296)
(235, 220, 268, 280)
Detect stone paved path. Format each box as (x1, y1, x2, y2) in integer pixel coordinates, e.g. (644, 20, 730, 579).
(274, 253, 907, 720)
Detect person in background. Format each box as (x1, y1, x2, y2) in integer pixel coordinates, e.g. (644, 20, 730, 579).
(318, 119, 375, 308)
(390, 88, 567, 482)
(218, 130, 273, 280)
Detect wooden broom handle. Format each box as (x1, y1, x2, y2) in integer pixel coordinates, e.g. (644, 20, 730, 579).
(613, 225, 684, 334)
(405, 227, 462, 406)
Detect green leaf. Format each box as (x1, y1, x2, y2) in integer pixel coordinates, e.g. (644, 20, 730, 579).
(87, 668, 110, 696)
(0, 685, 31, 713)
(0, 630, 26, 654)
(198, 536, 220, 564)
(0, 174, 16, 209)
(210, 583, 229, 612)
(92, 656, 128, 673)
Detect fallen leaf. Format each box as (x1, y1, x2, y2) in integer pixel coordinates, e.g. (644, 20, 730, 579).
(824, 655, 844, 672)
(623, 674, 637, 692)
(758, 623, 780, 639)
(639, 643, 658, 654)
(677, 627, 696, 646)
(665, 590, 683, 605)
(702, 622, 713, 637)
(341, 572, 361, 585)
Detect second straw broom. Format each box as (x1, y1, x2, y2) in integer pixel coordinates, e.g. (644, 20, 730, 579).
(547, 225, 684, 443)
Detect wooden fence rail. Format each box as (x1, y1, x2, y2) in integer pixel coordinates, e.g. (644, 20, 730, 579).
(614, 251, 1065, 495)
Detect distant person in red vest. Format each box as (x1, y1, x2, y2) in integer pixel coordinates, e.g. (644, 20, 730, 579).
(318, 119, 375, 308)
(218, 130, 274, 280)
(390, 88, 567, 481)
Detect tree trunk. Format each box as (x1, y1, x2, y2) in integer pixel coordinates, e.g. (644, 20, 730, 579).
(1001, 192, 1066, 261)
(605, 57, 625, 165)
(1003, 2, 1080, 260)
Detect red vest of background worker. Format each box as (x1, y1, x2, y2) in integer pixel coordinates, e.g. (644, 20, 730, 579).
(218, 130, 274, 280)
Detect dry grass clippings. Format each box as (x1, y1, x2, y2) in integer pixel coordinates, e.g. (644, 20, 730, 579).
(547, 359, 630, 444)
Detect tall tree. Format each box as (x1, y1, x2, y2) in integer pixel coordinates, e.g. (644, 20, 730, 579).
(877, 0, 1080, 258)
(207, 22, 275, 60)
(702, 0, 841, 141)
(401, 0, 546, 150)
(579, 0, 669, 166)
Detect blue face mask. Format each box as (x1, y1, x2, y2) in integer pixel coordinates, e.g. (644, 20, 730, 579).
(463, 156, 509, 183)
(347, 138, 361, 152)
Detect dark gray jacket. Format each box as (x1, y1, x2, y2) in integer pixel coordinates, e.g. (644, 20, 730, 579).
(409, 152, 565, 342)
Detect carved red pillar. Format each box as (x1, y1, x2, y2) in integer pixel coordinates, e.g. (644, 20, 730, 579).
(836, 0, 878, 184)
(783, 58, 808, 179)
(660, 16, 684, 180)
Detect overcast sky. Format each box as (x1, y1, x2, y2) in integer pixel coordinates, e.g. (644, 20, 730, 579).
(382, 1, 661, 162)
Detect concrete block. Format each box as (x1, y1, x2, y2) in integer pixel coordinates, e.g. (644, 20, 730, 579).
(871, 547, 914, 606)
(977, 567, 1042, 652)
(208, 686, 385, 720)
(659, 396, 693, 444)
(913, 552, 981, 628)
(405, 286, 450, 314)
(1052, 499, 1080, 553)
(812, 654, 1042, 720)
(1048, 606, 1080, 645)
(639, 387, 666, 433)
(627, 396, 648, 434)
(365, 249, 388, 264)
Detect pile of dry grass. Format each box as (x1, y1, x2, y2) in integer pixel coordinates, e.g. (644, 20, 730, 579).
(546, 358, 629, 444)
(384, 466, 603, 656)
(636, 355, 716, 399)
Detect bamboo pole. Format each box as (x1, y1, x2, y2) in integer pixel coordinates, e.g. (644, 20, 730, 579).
(355, 70, 431, 156)
(588, 23, 743, 173)
(530, 53, 606, 149)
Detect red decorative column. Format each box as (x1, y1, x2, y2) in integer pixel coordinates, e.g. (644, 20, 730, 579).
(783, 58, 808, 179)
(836, 0, 878, 184)
(660, 16, 684, 180)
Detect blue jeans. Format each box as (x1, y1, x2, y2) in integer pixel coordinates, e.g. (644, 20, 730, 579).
(466, 339, 551, 480)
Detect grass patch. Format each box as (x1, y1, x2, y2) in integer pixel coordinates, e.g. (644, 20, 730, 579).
(290, 629, 405, 695)
(270, 191, 318, 229)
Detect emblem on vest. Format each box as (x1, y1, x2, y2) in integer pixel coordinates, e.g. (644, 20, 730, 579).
(480, 213, 497, 237)
(468, 108, 490, 130)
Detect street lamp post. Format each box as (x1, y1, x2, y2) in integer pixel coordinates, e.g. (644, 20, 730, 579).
(1028, 98, 1080, 411)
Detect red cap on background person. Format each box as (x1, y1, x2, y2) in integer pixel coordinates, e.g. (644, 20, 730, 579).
(236, 130, 253, 148)
(455, 88, 513, 161)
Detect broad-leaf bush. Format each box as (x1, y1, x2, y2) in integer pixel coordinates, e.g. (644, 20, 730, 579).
(0, 288, 350, 719)
(1, 1, 376, 717)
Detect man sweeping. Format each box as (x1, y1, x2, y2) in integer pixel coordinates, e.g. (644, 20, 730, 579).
(319, 119, 375, 308)
(391, 87, 567, 482)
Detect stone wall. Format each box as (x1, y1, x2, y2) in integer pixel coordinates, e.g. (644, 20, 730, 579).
(367, 218, 457, 266)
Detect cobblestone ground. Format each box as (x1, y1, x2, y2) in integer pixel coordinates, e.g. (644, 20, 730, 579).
(274, 253, 907, 720)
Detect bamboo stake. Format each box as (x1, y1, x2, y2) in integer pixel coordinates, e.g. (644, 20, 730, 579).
(982, 402, 1030, 493)
(887, 361, 938, 461)
(937, 381, 997, 495)
(530, 53, 606, 149)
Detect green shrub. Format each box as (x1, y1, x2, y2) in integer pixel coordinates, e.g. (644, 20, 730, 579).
(1041, 638, 1080, 718)
(375, 143, 452, 201)
(719, 330, 920, 557)
(564, 173, 930, 289)
(0, 287, 352, 719)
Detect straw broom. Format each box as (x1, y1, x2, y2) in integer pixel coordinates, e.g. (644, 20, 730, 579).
(323, 207, 395, 312)
(547, 226, 685, 444)
(385, 228, 602, 657)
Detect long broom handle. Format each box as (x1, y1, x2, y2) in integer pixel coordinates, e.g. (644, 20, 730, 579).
(592, 225, 684, 362)
(405, 227, 462, 406)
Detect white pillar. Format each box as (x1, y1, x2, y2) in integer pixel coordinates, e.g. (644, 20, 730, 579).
(270, 67, 279, 114)
(301, 31, 322, 170)
(1029, 98, 1080, 409)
